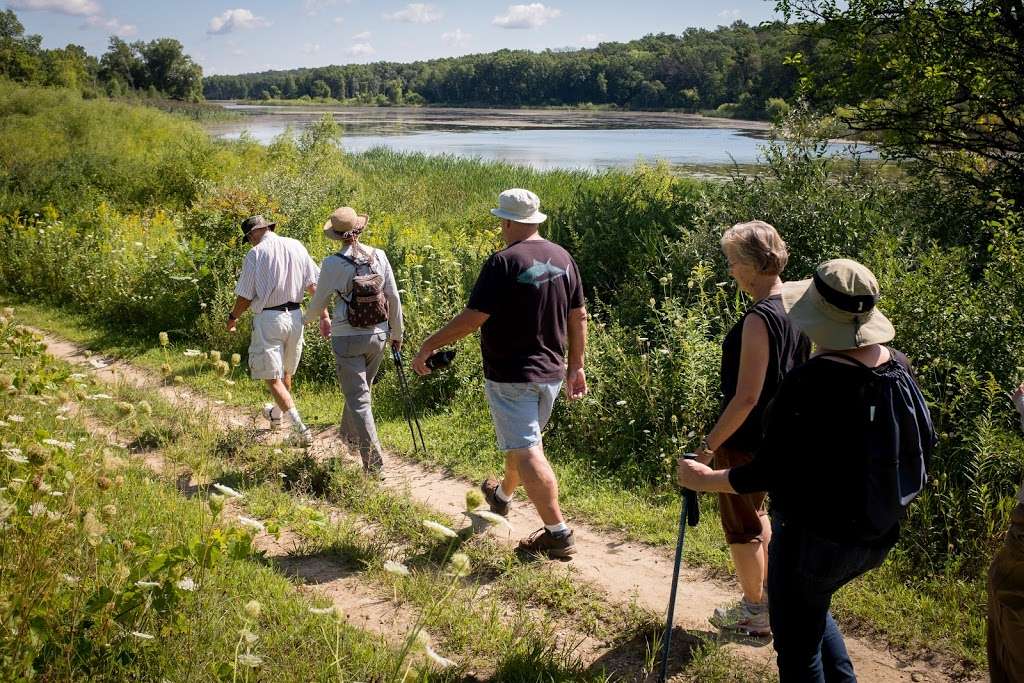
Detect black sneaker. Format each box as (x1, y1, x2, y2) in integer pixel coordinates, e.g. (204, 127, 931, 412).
(481, 478, 509, 517)
(517, 528, 576, 559)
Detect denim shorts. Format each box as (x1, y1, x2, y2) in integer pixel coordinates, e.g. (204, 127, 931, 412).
(484, 380, 562, 451)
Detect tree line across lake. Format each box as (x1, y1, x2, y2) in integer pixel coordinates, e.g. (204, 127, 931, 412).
(203, 22, 804, 119)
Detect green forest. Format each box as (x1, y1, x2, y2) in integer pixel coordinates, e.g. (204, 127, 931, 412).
(202, 22, 802, 118)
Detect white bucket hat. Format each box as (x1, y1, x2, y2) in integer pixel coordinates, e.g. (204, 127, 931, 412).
(490, 188, 547, 224)
(782, 259, 895, 351)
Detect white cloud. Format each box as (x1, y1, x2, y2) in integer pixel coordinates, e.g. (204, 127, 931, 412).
(492, 3, 561, 29)
(717, 9, 741, 20)
(345, 42, 374, 56)
(578, 32, 604, 47)
(8, 0, 100, 16)
(383, 3, 442, 23)
(207, 9, 271, 35)
(352, 30, 371, 40)
(302, 42, 320, 54)
(302, 0, 336, 16)
(332, 16, 344, 25)
(84, 14, 136, 37)
(441, 28, 471, 47)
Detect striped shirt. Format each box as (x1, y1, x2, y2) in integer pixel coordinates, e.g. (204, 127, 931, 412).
(303, 244, 403, 339)
(234, 232, 320, 314)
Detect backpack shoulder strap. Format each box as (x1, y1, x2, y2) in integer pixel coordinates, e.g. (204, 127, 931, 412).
(813, 351, 872, 370)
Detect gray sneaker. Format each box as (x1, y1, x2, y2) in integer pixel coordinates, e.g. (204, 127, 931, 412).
(288, 426, 313, 448)
(709, 600, 771, 637)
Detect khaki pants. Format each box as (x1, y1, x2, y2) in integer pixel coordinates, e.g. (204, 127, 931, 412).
(988, 503, 1024, 683)
(331, 333, 387, 471)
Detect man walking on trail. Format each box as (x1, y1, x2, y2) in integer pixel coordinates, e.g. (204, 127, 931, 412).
(228, 215, 326, 446)
(413, 188, 588, 559)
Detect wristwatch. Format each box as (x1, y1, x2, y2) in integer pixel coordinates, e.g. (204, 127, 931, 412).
(700, 437, 715, 454)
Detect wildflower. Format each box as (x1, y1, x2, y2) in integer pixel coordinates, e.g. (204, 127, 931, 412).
(101, 504, 117, 521)
(61, 574, 80, 585)
(176, 577, 196, 591)
(135, 580, 160, 588)
(212, 483, 243, 499)
(28, 502, 48, 517)
(42, 439, 75, 450)
(160, 363, 171, 375)
(5, 451, 28, 464)
(423, 520, 457, 539)
(448, 553, 471, 578)
(215, 360, 230, 377)
(83, 509, 106, 546)
(415, 631, 455, 668)
(471, 510, 513, 530)
(208, 493, 225, 514)
(615, 400, 627, 406)
(465, 489, 484, 511)
(0, 375, 11, 390)
(96, 476, 112, 490)
(173, 376, 184, 385)
(237, 516, 266, 533)
(309, 605, 344, 622)
(383, 560, 410, 577)
(158, 332, 169, 347)
(86, 393, 113, 401)
(240, 629, 259, 644)
(2, 307, 12, 317)
(243, 599, 262, 620)
(115, 402, 134, 416)
(183, 349, 203, 357)
(7, 414, 24, 422)
(0, 500, 14, 522)
(138, 401, 152, 416)
(237, 653, 263, 668)
(230, 353, 241, 367)
(130, 631, 154, 640)
(209, 351, 221, 363)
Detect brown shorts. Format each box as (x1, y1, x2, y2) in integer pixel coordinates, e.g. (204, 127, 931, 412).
(715, 444, 768, 544)
(988, 504, 1024, 683)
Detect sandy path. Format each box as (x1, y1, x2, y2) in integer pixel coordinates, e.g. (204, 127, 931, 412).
(39, 332, 974, 682)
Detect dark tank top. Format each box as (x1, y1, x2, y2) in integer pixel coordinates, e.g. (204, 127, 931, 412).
(719, 294, 811, 451)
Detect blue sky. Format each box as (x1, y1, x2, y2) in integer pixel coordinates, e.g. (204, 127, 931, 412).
(8, 0, 782, 75)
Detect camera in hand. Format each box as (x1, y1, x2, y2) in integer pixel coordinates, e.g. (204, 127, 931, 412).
(425, 349, 456, 370)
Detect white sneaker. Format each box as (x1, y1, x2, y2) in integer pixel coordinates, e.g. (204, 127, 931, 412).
(262, 403, 281, 430)
(709, 600, 771, 637)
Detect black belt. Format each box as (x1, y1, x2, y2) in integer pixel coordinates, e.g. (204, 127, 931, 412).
(264, 302, 301, 312)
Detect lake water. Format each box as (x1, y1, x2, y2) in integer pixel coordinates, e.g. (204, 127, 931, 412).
(206, 103, 875, 172)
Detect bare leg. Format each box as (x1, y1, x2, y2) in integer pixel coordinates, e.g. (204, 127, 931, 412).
(730, 537, 768, 604)
(265, 378, 295, 413)
(503, 444, 564, 526)
(500, 451, 521, 494)
(760, 513, 771, 596)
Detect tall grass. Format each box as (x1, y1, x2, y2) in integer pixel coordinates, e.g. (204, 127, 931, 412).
(1, 80, 1022, 589)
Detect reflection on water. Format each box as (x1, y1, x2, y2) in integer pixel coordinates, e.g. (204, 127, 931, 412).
(206, 104, 875, 172)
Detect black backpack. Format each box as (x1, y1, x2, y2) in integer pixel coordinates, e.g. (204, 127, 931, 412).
(816, 349, 936, 541)
(336, 251, 388, 328)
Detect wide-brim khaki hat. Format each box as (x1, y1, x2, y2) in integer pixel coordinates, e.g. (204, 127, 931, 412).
(490, 188, 547, 224)
(323, 206, 369, 241)
(782, 258, 895, 350)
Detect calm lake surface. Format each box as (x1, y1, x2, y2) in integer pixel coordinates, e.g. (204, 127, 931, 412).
(206, 103, 876, 172)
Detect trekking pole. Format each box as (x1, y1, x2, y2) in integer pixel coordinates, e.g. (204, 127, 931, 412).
(391, 349, 427, 454)
(658, 453, 701, 683)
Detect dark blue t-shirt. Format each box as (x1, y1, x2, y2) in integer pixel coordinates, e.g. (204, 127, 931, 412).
(467, 238, 585, 383)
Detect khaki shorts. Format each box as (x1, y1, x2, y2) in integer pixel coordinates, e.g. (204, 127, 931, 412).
(988, 504, 1024, 683)
(715, 444, 768, 544)
(248, 309, 304, 380)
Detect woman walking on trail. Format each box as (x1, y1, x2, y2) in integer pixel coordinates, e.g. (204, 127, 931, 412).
(678, 259, 934, 682)
(304, 207, 403, 476)
(696, 220, 810, 637)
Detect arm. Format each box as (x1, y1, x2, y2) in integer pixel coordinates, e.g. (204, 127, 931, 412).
(381, 253, 404, 350)
(226, 296, 251, 332)
(412, 308, 490, 375)
(697, 314, 770, 463)
(565, 306, 588, 400)
(303, 258, 339, 327)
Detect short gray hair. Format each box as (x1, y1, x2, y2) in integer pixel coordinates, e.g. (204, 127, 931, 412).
(720, 220, 789, 276)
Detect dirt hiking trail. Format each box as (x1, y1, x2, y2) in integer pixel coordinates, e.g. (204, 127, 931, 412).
(39, 330, 977, 682)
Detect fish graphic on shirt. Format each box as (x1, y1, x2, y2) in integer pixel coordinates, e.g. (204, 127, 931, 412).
(517, 259, 568, 288)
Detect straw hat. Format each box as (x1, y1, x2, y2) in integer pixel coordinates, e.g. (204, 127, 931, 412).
(490, 188, 547, 224)
(323, 207, 369, 241)
(781, 259, 895, 350)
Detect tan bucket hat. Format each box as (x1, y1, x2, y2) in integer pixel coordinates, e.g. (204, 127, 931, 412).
(490, 188, 547, 224)
(781, 259, 895, 350)
(323, 207, 369, 241)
